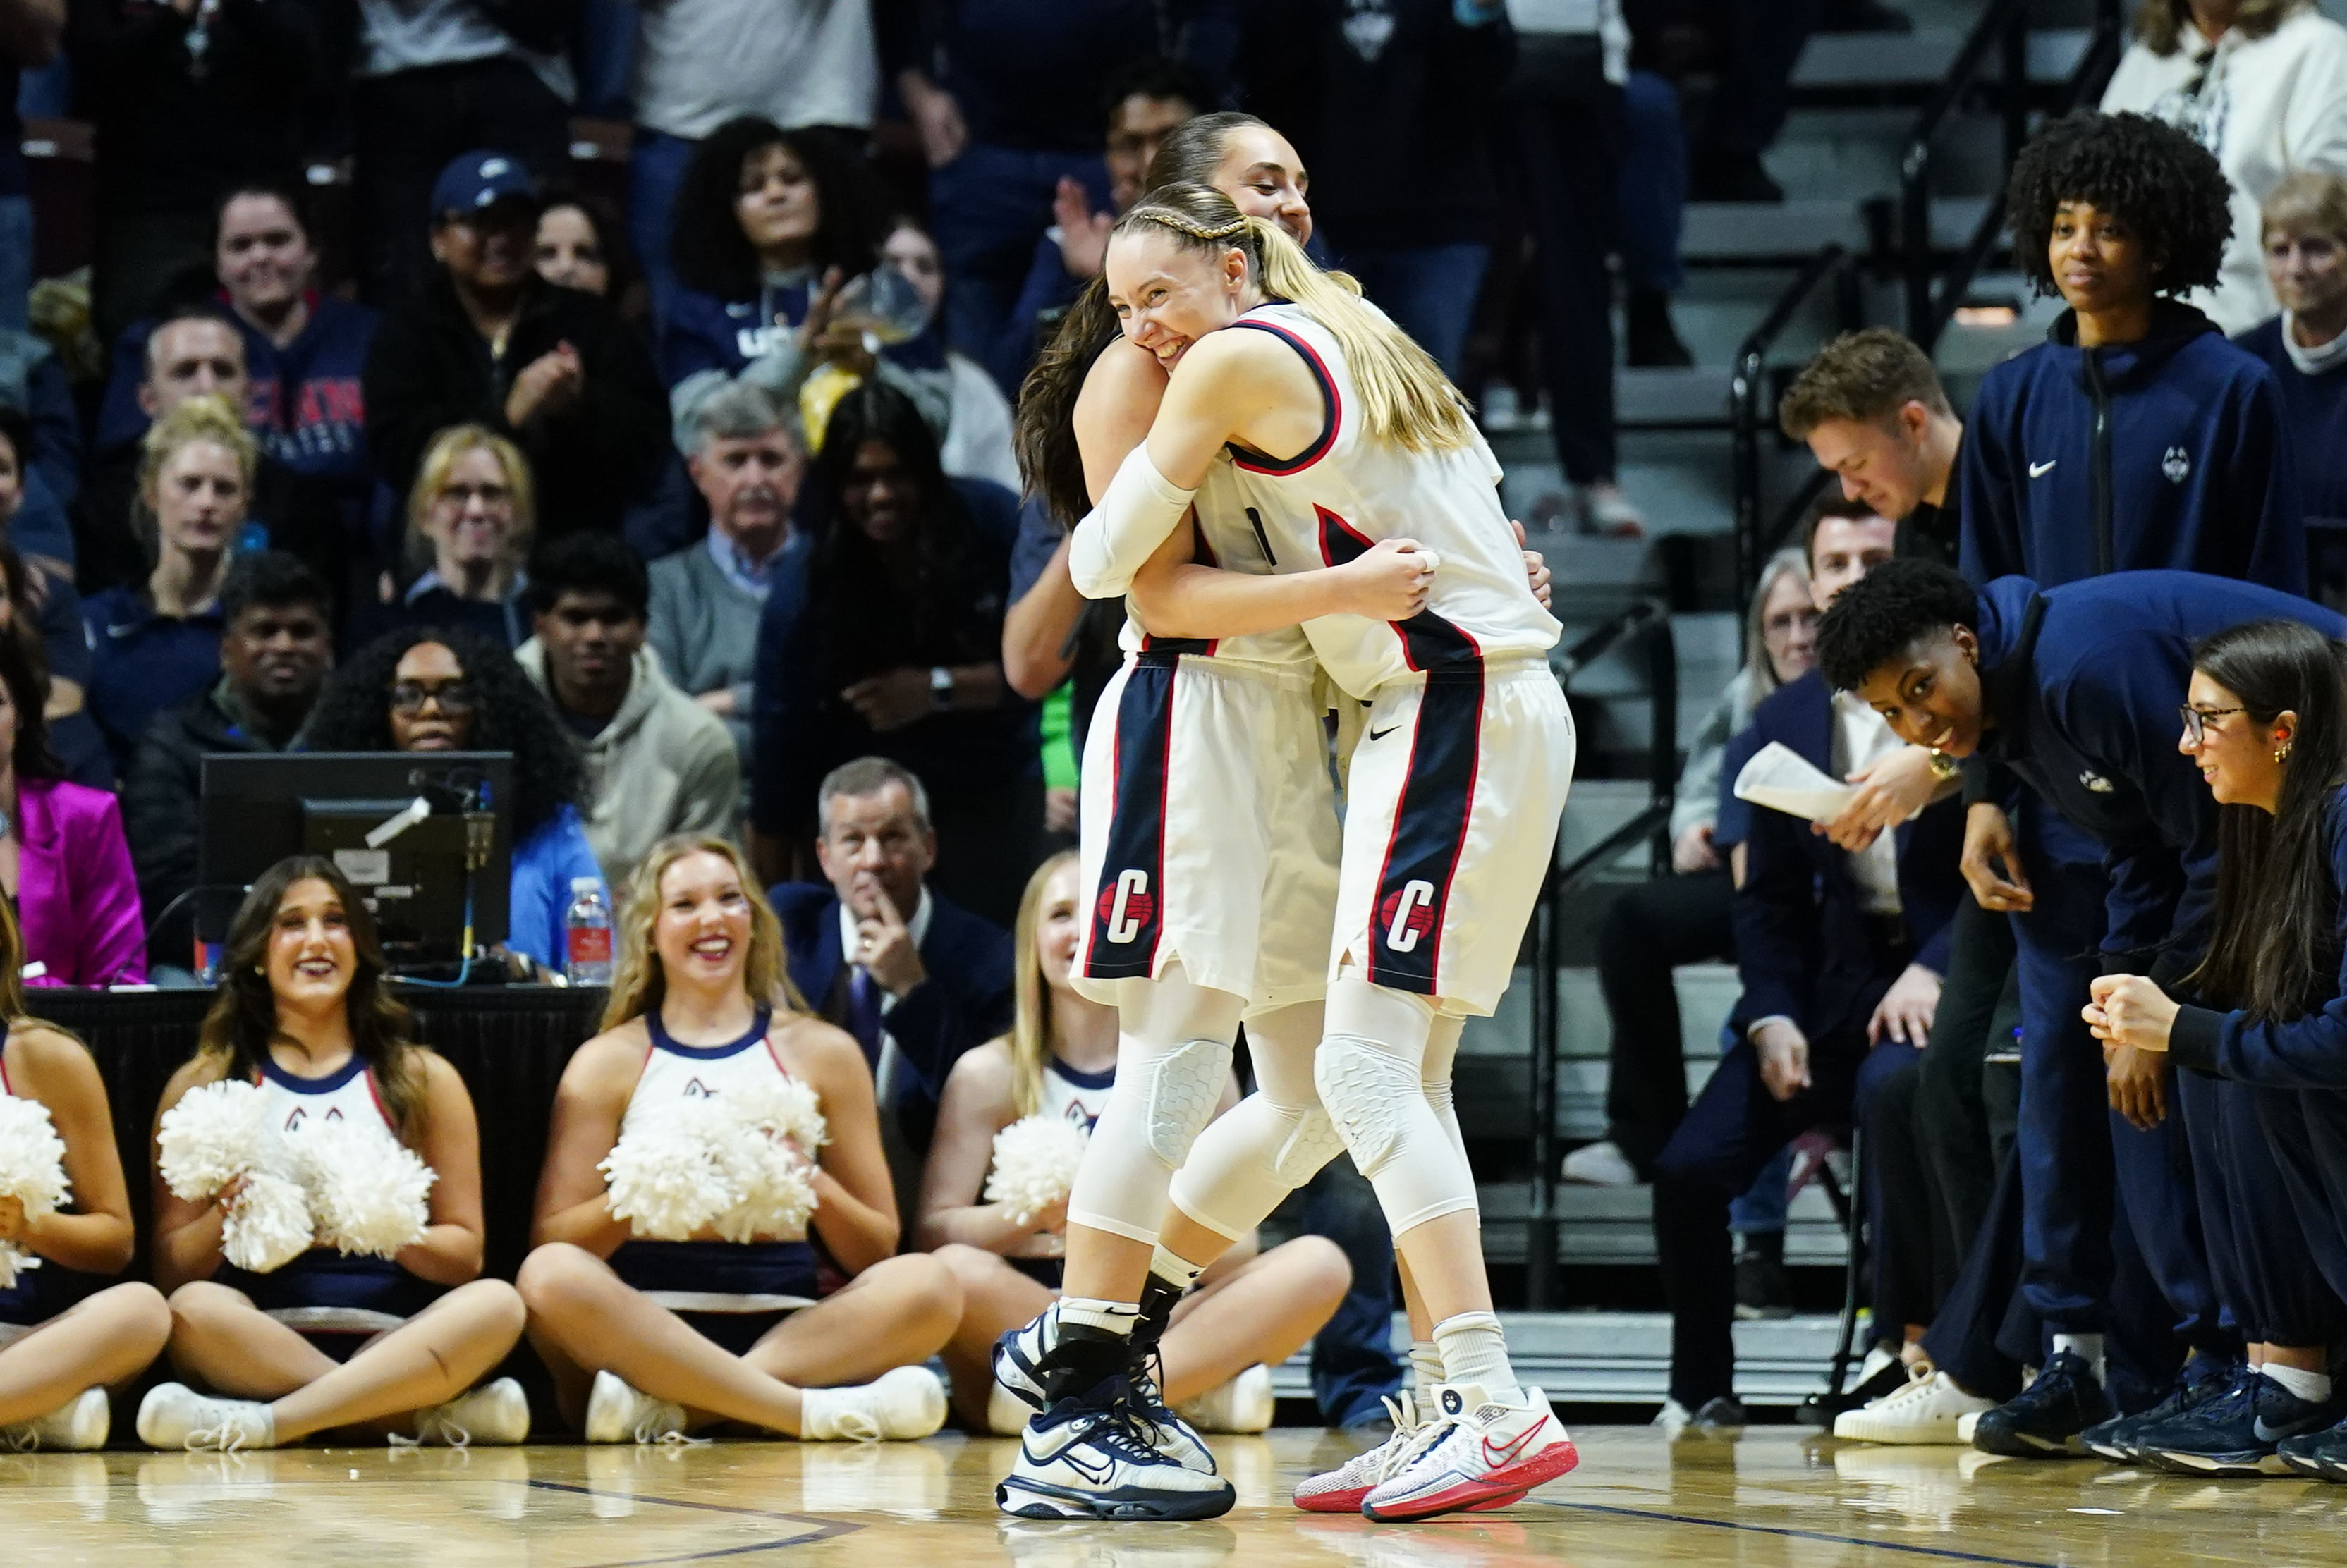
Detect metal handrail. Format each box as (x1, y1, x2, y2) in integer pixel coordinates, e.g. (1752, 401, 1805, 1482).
(1900, 0, 2126, 347)
(1527, 601, 1677, 1307)
(1731, 245, 1860, 601)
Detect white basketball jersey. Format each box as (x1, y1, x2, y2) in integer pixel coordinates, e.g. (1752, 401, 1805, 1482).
(1037, 1055, 1115, 1132)
(1219, 302, 1561, 697)
(254, 1055, 401, 1143)
(1113, 450, 1316, 670)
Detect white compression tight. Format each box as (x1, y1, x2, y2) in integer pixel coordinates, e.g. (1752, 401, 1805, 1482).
(1064, 964, 1245, 1245)
(1170, 1001, 1472, 1244)
(1314, 976, 1480, 1237)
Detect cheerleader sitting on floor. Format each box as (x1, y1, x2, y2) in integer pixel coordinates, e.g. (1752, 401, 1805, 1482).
(142, 857, 530, 1450)
(518, 835, 961, 1441)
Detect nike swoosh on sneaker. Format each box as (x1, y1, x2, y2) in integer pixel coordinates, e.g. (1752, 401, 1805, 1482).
(1482, 1419, 1547, 1471)
(2253, 1415, 2314, 1443)
(2028, 460, 2056, 478)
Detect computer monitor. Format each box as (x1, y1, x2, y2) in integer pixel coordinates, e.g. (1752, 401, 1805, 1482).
(197, 752, 516, 966)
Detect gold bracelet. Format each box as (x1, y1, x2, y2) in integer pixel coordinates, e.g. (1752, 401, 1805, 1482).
(1927, 749, 1961, 783)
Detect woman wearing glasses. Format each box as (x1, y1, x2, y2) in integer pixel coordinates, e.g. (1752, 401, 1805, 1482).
(353, 425, 536, 654)
(2087, 618, 2347, 1478)
(303, 626, 604, 973)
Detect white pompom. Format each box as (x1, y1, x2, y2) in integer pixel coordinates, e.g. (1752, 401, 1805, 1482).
(157, 1079, 278, 1201)
(222, 1172, 313, 1273)
(0, 1095, 69, 1291)
(295, 1120, 436, 1259)
(984, 1115, 1090, 1227)
(601, 1097, 752, 1242)
(714, 1077, 826, 1242)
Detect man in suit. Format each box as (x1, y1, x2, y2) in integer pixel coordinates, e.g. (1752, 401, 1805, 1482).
(770, 756, 1014, 1210)
(1654, 509, 1967, 1426)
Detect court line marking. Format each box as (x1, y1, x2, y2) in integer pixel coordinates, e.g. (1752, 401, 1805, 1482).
(1527, 1497, 2063, 1567)
(522, 1476, 860, 1564)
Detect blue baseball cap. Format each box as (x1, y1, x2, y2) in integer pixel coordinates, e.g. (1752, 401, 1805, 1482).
(429, 151, 539, 221)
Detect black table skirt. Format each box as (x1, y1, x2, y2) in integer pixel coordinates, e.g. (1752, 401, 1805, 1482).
(26, 984, 609, 1286)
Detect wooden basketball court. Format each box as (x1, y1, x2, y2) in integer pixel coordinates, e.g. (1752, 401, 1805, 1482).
(6, 1425, 2339, 1566)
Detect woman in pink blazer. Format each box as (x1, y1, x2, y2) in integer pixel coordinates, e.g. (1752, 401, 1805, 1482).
(0, 630, 143, 987)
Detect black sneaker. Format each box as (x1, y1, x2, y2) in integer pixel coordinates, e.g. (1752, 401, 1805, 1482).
(2142, 1371, 2332, 1476)
(2276, 1412, 2347, 1480)
(2083, 1359, 2236, 1463)
(1734, 1233, 1795, 1321)
(1970, 1352, 2111, 1458)
(1625, 286, 1694, 369)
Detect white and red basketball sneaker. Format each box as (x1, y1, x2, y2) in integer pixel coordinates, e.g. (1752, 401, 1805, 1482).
(1294, 1392, 1528, 1514)
(1359, 1385, 1578, 1521)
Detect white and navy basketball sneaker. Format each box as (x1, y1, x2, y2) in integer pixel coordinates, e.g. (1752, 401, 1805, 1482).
(1359, 1384, 1579, 1521)
(993, 1304, 1216, 1474)
(996, 1377, 1236, 1521)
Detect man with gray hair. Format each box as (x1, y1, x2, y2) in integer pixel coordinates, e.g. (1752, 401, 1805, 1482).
(769, 755, 1015, 1194)
(647, 379, 807, 765)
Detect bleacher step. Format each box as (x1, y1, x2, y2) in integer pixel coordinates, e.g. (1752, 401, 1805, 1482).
(1269, 1313, 1860, 1409)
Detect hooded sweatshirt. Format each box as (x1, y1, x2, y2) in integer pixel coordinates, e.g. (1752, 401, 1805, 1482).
(513, 640, 740, 895)
(1970, 571, 2342, 973)
(1958, 300, 2304, 593)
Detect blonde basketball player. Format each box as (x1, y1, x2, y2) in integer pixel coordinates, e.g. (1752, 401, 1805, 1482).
(1071, 183, 1580, 1520)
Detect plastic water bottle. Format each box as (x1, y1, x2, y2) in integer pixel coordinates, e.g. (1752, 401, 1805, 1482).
(563, 878, 613, 986)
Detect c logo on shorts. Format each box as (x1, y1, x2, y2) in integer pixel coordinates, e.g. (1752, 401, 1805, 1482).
(1099, 869, 1155, 945)
(1380, 880, 1439, 954)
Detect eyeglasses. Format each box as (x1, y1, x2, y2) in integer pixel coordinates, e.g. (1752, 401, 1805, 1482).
(390, 680, 478, 716)
(2177, 704, 2245, 745)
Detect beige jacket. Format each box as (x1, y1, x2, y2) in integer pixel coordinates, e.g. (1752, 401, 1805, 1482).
(516, 640, 740, 897)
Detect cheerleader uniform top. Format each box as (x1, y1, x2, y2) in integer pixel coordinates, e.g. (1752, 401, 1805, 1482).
(213, 1051, 441, 1328)
(998, 1053, 1115, 1284)
(606, 1006, 821, 1309)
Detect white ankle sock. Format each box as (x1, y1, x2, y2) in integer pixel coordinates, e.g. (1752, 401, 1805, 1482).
(2049, 1333, 2105, 1383)
(1149, 1245, 1205, 1292)
(1409, 1340, 1444, 1397)
(2265, 1363, 2332, 1404)
(1432, 1311, 1522, 1400)
(1059, 1297, 1140, 1336)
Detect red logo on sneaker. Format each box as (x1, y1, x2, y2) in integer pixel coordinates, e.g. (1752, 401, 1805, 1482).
(1482, 1418, 1548, 1471)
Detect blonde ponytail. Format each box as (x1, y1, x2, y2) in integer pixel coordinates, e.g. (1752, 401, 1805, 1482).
(1239, 216, 1474, 454)
(1113, 185, 1475, 455)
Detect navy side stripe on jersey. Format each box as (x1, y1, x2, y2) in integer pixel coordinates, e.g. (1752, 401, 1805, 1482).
(1366, 673, 1482, 994)
(1226, 319, 1340, 474)
(1315, 505, 1483, 671)
(1085, 649, 1182, 979)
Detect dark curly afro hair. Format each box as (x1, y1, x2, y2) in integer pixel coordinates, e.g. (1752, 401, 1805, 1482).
(2006, 111, 2232, 300)
(1815, 558, 1980, 694)
(300, 625, 586, 842)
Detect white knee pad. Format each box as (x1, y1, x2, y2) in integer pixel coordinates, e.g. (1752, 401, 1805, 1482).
(1316, 1033, 1425, 1180)
(1142, 1036, 1233, 1168)
(1273, 1106, 1348, 1185)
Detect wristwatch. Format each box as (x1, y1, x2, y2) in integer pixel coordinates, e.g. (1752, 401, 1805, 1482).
(929, 666, 953, 712)
(1927, 749, 1961, 783)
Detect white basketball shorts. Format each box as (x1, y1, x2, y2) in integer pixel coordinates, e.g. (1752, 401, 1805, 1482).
(1073, 648, 1340, 1012)
(1332, 659, 1575, 1016)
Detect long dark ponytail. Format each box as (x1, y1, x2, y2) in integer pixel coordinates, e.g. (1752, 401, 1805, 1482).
(2188, 619, 2347, 1021)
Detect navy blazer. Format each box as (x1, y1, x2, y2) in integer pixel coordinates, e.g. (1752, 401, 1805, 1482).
(769, 881, 1014, 1151)
(1731, 672, 1965, 1041)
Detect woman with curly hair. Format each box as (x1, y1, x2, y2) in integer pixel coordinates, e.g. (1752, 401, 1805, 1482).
(659, 117, 949, 457)
(2103, 0, 2347, 333)
(140, 857, 528, 1450)
(1959, 109, 2304, 594)
(301, 626, 602, 974)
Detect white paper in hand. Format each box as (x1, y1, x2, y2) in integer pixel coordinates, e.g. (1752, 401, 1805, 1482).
(1733, 741, 1857, 825)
